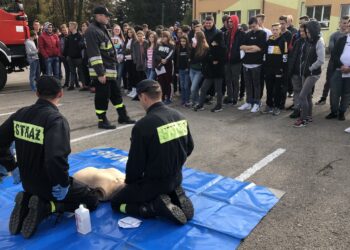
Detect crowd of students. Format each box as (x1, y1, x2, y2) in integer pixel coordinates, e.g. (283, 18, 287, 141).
(25, 13, 350, 130)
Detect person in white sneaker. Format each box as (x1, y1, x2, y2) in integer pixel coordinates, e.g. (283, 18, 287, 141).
(239, 17, 266, 113)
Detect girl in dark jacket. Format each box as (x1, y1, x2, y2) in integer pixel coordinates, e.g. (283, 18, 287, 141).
(124, 28, 137, 97)
(176, 35, 191, 106)
(154, 31, 175, 104)
(294, 21, 325, 128)
(189, 31, 209, 105)
(194, 31, 226, 112)
(132, 30, 148, 88)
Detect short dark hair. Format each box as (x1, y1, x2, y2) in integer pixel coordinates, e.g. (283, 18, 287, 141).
(299, 15, 309, 21)
(33, 19, 40, 23)
(256, 14, 265, 20)
(137, 80, 162, 100)
(205, 15, 214, 22)
(341, 15, 350, 21)
(181, 25, 191, 33)
(248, 17, 258, 25)
(240, 23, 248, 31)
(36, 76, 62, 99)
(279, 15, 288, 22)
(142, 24, 148, 28)
(222, 14, 229, 23)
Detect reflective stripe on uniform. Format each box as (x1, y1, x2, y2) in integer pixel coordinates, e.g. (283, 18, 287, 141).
(89, 68, 98, 77)
(157, 120, 188, 144)
(89, 68, 117, 78)
(100, 42, 113, 50)
(96, 110, 106, 115)
(89, 56, 102, 62)
(114, 103, 124, 109)
(105, 69, 117, 78)
(91, 60, 103, 66)
(13, 121, 44, 145)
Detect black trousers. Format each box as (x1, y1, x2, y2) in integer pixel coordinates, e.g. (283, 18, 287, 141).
(34, 177, 99, 213)
(60, 57, 71, 85)
(124, 60, 137, 90)
(265, 72, 283, 108)
(240, 67, 246, 99)
(111, 177, 181, 216)
(321, 59, 335, 99)
(68, 57, 85, 87)
(94, 79, 123, 118)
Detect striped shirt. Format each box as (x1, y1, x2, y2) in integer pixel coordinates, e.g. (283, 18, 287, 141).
(147, 48, 153, 69)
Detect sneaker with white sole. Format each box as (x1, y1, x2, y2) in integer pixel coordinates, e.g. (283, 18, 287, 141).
(238, 103, 252, 111)
(261, 106, 273, 114)
(250, 104, 260, 113)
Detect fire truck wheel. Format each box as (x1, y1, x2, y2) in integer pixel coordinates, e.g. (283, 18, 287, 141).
(0, 62, 6, 91)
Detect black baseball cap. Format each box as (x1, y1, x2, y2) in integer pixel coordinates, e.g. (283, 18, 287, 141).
(93, 6, 113, 17)
(36, 76, 62, 96)
(136, 79, 161, 95)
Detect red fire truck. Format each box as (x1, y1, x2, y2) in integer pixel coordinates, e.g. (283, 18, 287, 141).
(0, 0, 30, 90)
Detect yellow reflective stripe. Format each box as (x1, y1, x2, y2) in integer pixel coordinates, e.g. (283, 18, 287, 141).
(120, 204, 126, 213)
(157, 120, 188, 144)
(89, 56, 102, 62)
(96, 110, 106, 115)
(100, 42, 113, 50)
(105, 73, 117, 78)
(13, 121, 44, 145)
(89, 71, 97, 77)
(114, 103, 124, 109)
(91, 60, 103, 66)
(50, 201, 56, 213)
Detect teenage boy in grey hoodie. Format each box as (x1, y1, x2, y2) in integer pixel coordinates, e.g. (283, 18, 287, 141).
(25, 31, 40, 91)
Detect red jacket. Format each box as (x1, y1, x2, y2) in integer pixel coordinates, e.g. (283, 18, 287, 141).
(38, 32, 61, 58)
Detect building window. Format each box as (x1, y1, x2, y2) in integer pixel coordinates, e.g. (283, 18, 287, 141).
(200, 12, 217, 23)
(306, 5, 331, 28)
(223, 11, 242, 22)
(248, 9, 261, 21)
(341, 4, 350, 17)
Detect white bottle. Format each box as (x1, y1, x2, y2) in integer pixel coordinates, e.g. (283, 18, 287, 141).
(75, 204, 92, 234)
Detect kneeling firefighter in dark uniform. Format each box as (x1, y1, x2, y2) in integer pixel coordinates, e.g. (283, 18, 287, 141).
(85, 6, 135, 129)
(111, 80, 195, 224)
(0, 76, 99, 239)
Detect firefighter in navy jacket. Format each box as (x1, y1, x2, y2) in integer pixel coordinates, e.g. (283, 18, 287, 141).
(111, 80, 194, 225)
(0, 76, 99, 239)
(85, 6, 135, 129)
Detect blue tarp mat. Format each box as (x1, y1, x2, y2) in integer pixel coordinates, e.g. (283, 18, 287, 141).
(0, 148, 280, 250)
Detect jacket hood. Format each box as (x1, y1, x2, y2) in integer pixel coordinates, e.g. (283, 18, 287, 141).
(306, 21, 321, 42)
(230, 15, 239, 32)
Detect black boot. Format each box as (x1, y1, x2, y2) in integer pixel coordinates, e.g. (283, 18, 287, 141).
(139, 195, 187, 225)
(21, 195, 51, 239)
(338, 112, 346, 121)
(325, 112, 338, 119)
(9, 192, 31, 235)
(117, 106, 136, 124)
(98, 115, 116, 130)
(169, 186, 194, 220)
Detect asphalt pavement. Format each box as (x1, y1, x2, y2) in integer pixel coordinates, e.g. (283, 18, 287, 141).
(0, 66, 349, 249)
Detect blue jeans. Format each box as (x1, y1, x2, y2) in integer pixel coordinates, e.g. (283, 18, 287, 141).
(179, 69, 190, 103)
(45, 57, 60, 78)
(146, 68, 156, 80)
(189, 68, 203, 104)
(29, 59, 40, 91)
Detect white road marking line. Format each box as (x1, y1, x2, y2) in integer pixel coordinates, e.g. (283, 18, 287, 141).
(0, 104, 63, 117)
(70, 124, 133, 144)
(0, 112, 15, 117)
(236, 148, 286, 182)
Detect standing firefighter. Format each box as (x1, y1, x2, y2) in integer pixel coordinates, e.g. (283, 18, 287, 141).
(86, 6, 135, 129)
